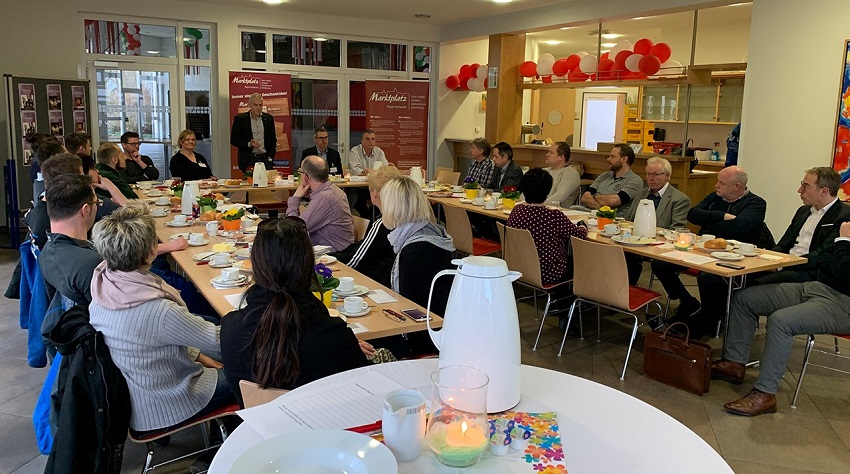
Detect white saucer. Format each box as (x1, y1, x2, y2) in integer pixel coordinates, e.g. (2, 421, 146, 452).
(210, 275, 249, 288)
(188, 239, 209, 246)
(600, 230, 621, 237)
(192, 251, 215, 261)
(334, 284, 369, 297)
(150, 211, 169, 218)
(737, 250, 759, 257)
(209, 260, 235, 268)
(421, 187, 438, 193)
(338, 306, 371, 317)
(146, 190, 163, 197)
(316, 255, 337, 265)
(711, 251, 745, 261)
(166, 220, 192, 227)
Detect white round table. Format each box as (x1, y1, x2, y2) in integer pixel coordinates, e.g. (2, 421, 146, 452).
(210, 360, 731, 473)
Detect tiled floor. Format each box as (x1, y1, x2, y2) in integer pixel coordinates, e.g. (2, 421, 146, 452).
(1, 245, 849, 473)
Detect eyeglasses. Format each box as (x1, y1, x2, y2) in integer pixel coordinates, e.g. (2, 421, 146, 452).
(800, 181, 823, 190)
(125, 141, 141, 146)
(646, 172, 666, 178)
(315, 135, 329, 141)
(382, 309, 407, 323)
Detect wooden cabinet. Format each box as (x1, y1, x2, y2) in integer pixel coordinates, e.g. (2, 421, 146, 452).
(639, 76, 744, 125)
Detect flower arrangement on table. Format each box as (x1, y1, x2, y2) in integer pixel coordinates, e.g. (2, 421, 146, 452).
(244, 166, 254, 183)
(170, 181, 184, 197)
(313, 263, 339, 307)
(219, 207, 245, 231)
(463, 176, 480, 199)
(501, 185, 520, 209)
(197, 193, 217, 212)
(596, 205, 617, 228)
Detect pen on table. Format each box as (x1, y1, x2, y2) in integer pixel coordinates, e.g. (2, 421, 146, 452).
(347, 420, 382, 434)
(382, 308, 407, 322)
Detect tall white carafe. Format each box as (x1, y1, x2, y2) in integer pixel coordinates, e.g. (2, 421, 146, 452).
(633, 198, 657, 238)
(426, 256, 522, 412)
(181, 181, 200, 216)
(252, 161, 268, 188)
(409, 166, 425, 186)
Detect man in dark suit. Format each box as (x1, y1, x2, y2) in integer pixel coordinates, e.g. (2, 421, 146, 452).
(230, 93, 276, 172)
(301, 126, 343, 176)
(756, 167, 850, 285)
(488, 142, 523, 191)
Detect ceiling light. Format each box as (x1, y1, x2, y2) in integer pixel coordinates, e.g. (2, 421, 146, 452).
(262, 0, 284, 4)
(601, 42, 616, 48)
(313, 37, 328, 42)
(545, 40, 561, 45)
(146, 50, 160, 54)
(492, 0, 513, 3)
(601, 33, 621, 39)
(256, 50, 267, 53)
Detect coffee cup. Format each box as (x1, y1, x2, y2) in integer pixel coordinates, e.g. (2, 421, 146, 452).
(738, 242, 756, 254)
(484, 200, 497, 210)
(217, 199, 225, 207)
(221, 267, 240, 281)
(156, 196, 170, 205)
(452, 185, 463, 193)
(382, 389, 426, 462)
(211, 252, 230, 266)
(701, 234, 716, 242)
(189, 233, 205, 245)
(150, 208, 167, 217)
(337, 276, 355, 292)
(217, 178, 227, 185)
(206, 221, 219, 237)
(139, 182, 152, 190)
(603, 223, 618, 235)
(491, 192, 501, 200)
(343, 296, 368, 314)
(173, 214, 188, 224)
(473, 197, 485, 206)
(162, 179, 174, 188)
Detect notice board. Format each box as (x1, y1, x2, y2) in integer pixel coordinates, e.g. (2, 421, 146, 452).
(365, 80, 429, 170)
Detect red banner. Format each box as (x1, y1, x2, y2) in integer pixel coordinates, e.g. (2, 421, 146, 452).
(365, 80, 429, 170)
(228, 71, 292, 176)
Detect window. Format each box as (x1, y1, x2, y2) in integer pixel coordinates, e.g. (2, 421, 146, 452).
(347, 41, 407, 71)
(273, 35, 340, 67)
(242, 32, 267, 62)
(85, 20, 177, 58)
(413, 46, 431, 73)
(183, 28, 211, 60)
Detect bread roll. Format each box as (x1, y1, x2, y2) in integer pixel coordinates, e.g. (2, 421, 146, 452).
(241, 260, 252, 270)
(703, 238, 728, 250)
(170, 196, 182, 205)
(214, 193, 225, 200)
(225, 179, 241, 186)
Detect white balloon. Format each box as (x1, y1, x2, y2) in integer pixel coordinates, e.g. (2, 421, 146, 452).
(468, 77, 483, 91)
(536, 58, 554, 76)
(610, 40, 634, 58)
(625, 54, 642, 73)
(126, 25, 137, 35)
(579, 54, 598, 74)
(476, 64, 487, 79)
(575, 50, 589, 58)
(660, 59, 685, 75)
(538, 53, 555, 63)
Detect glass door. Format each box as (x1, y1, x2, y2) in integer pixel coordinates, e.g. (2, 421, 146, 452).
(89, 63, 177, 175)
(291, 77, 340, 169)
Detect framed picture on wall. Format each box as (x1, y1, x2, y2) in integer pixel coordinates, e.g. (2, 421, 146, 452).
(832, 40, 850, 200)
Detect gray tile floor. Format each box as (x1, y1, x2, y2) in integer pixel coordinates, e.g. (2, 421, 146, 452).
(1, 246, 849, 473)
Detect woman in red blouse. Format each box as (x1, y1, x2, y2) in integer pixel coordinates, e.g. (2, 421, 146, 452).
(507, 169, 588, 285)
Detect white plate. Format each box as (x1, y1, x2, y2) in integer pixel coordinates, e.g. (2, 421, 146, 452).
(737, 250, 759, 257)
(210, 276, 249, 288)
(166, 220, 192, 227)
(209, 259, 236, 268)
(229, 429, 396, 474)
(150, 211, 169, 218)
(333, 284, 369, 297)
(316, 255, 338, 265)
(145, 190, 163, 197)
(188, 239, 209, 247)
(192, 251, 215, 261)
(611, 235, 659, 246)
(451, 192, 466, 198)
(421, 187, 438, 193)
(242, 225, 258, 234)
(234, 248, 251, 259)
(712, 251, 745, 261)
(599, 230, 621, 237)
(338, 306, 371, 317)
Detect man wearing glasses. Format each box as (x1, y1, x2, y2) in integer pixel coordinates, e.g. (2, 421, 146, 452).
(301, 127, 342, 176)
(119, 132, 159, 184)
(755, 167, 850, 285)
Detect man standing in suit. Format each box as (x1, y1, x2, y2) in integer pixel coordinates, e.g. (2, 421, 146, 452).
(230, 93, 277, 172)
(488, 142, 523, 191)
(756, 167, 850, 285)
(301, 127, 343, 176)
(625, 156, 691, 286)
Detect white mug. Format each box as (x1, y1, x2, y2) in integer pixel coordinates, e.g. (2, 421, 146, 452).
(156, 196, 170, 205)
(738, 242, 756, 254)
(217, 178, 227, 185)
(221, 267, 240, 281)
(382, 389, 426, 462)
(343, 296, 368, 314)
(603, 223, 619, 235)
(484, 200, 497, 210)
(240, 217, 252, 229)
(701, 234, 716, 242)
(452, 185, 463, 193)
(491, 192, 501, 200)
(173, 214, 188, 224)
(206, 221, 219, 237)
(151, 208, 167, 217)
(337, 276, 355, 292)
(211, 252, 230, 266)
(189, 233, 205, 245)
(162, 179, 174, 188)
(473, 197, 485, 206)
(139, 182, 152, 190)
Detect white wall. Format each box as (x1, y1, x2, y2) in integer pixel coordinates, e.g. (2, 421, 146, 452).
(435, 39, 489, 170)
(741, 0, 848, 235)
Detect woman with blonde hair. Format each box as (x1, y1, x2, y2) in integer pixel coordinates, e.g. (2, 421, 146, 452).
(169, 129, 213, 180)
(380, 176, 455, 315)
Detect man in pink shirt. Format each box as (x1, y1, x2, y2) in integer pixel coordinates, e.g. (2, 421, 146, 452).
(287, 155, 355, 251)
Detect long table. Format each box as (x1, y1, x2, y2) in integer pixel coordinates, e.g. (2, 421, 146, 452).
(153, 217, 442, 340)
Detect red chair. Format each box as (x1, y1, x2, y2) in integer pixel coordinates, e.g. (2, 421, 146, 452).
(442, 204, 501, 256)
(791, 334, 850, 408)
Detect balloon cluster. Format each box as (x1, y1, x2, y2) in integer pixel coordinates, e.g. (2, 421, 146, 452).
(123, 24, 143, 56)
(520, 39, 684, 83)
(445, 63, 489, 91)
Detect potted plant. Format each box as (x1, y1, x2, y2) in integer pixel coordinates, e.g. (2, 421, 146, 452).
(244, 166, 254, 185)
(596, 206, 617, 229)
(171, 181, 184, 198)
(501, 185, 521, 209)
(463, 176, 479, 199)
(219, 207, 245, 231)
(312, 263, 339, 308)
(197, 193, 217, 213)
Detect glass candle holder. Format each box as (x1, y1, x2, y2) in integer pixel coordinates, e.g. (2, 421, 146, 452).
(426, 366, 489, 468)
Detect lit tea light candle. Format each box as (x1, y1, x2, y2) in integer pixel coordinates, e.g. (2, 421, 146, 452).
(431, 420, 488, 467)
(675, 232, 693, 250)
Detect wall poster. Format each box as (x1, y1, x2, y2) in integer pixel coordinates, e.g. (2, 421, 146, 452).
(364, 80, 429, 171)
(833, 40, 850, 200)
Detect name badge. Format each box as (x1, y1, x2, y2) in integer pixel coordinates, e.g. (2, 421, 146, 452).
(199, 162, 207, 168)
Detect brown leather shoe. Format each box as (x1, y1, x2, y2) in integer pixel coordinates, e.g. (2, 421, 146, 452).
(711, 359, 745, 385)
(724, 389, 777, 416)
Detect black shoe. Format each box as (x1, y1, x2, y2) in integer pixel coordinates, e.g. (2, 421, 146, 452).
(674, 298, 701, 319)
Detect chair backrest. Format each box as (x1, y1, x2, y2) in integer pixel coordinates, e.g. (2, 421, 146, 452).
(352, 216, 370, 241)
(239, 380, 289, 408)
(570, 236, 630, 309)
(249, 189, 290, 205)
(436, 169, 461, 186)
(442, 205, 473, 255)
(497, 223, 545, 288)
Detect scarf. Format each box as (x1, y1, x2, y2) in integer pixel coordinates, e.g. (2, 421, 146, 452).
(387, 221, 429, 253)
(388, 221, 456, 291)
(90, 260, 186, 310)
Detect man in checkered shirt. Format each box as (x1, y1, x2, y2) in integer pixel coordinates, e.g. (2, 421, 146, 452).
(464, 138, 494, 187)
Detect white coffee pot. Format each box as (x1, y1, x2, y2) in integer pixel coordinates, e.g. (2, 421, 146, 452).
(633, 198, 657, 238)
(252, 161, 268, 188)
(409, 166, 425, 186)
(181, 181, 199, 216)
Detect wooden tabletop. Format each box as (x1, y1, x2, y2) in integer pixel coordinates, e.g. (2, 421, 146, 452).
(153, 216, 442, 340)
(428, 195, 512, 220)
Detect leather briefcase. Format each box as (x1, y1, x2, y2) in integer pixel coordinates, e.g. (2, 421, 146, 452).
(643, 323, 712, 396)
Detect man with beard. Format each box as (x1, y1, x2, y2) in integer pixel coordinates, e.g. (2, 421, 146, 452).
(94, 143, 138, 199)
(580, 143, 643, 218)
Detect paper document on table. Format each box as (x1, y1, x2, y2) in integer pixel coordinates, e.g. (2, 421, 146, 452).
(660, 250, 718, 265)
(238, 371, 403, 439)
(223, 292, 247, 310)
(347, 322, 369, 334)
(367, 289, 397, 304)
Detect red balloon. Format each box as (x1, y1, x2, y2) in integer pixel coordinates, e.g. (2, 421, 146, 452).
(596, 58, 615, 80)
(568, 70, 588, 82)
(470, 63, 481, 75)
(600, 52, 610, 61)
(459, 64, 472, 78)
(638, 55, 662, 75)
(565, 54, 581, 71)
(552, 58, 570, 76)
(628, 72, 647, 80)
(650, 43, 672, 63)
(445, 75, 460, 90)
(634, 38, 654, 55)
(542, 75, 553, 83)
(459, 76, 471, 90)
(484, 78, 489, 88)
(519, 61, 538, 77)
(615, 50, 633, 71)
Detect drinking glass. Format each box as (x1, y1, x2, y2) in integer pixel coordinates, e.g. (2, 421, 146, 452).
(426, 366, 489, 468)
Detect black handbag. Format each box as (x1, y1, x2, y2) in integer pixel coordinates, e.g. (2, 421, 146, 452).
(642, 323, 712, 396)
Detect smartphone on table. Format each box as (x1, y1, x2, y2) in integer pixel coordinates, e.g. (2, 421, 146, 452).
(402, 308, 429, 322)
